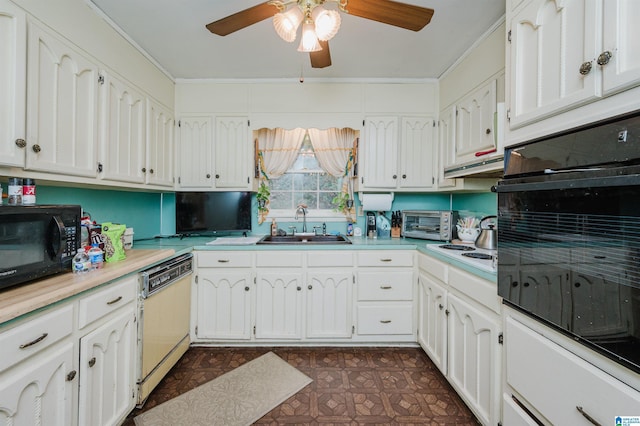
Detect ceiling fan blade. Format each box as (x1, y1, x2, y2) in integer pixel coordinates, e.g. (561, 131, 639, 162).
(206, 2, 279, 36)
(344, 0, 434, 31)
(310, 41, 332, 68)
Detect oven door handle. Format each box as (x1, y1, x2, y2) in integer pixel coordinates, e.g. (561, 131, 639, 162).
(498, 171, 640, 192)
(45, 215, 66, 261)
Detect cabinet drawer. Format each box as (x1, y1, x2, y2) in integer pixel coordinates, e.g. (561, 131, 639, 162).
(256, 251, 303, 267)
(357, 270, 413, 301)
(357, 303, 413, 335)
(506, 316, 640, 424)
(78, 276, 137, 329)
(0, 303, 74, 372)
(357, 251, 413, 267)
(307, 251, 354, 267)
(197, 251, 253, 268)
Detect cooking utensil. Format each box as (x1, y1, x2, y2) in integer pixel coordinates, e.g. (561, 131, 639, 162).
(475, 215, 497, 250)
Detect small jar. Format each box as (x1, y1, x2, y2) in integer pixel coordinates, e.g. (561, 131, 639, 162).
(7, 178, 22, 205)
(22, 179, 36, 205)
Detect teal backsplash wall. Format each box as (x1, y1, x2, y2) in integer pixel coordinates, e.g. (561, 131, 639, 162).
(34, 186, 495, 239)
(36, 186, 170, 240)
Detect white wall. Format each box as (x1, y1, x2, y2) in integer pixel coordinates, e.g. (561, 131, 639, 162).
(175, 80, 439, 129)
(14, 0, 174, 108)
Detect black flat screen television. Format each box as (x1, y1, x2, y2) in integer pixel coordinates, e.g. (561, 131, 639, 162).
(175, 191, 252, 235)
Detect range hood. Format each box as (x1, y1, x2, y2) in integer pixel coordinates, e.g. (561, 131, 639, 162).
(443, 154, 504, 178)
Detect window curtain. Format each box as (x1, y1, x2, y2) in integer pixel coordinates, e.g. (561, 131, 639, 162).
(256, 128, 306, 223)
(308, 128, 357, 221)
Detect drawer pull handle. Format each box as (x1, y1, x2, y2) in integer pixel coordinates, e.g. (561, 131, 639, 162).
(380, 320, 392, 324)
(380, 258, 392, 262)
(218, 259, 230, 263)
(19, 333, 48, 349)
(106, 296, 122, 305)
(576, 406, 601, 426)
(88, 357, 96, 368)
(380, 286, 392, 289)
(66, 370, 77, 381)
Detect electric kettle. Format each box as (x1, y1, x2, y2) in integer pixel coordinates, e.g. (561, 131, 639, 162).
(475, 215, 497, 250)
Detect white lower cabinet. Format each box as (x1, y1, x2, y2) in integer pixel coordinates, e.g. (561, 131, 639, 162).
(306, 270, 353, 339)
(194, 252, 253, 341)
(417, 252, 502, 426)
(255, 270, 304, 340)
(78, 309, 136, 426)
(0, 276, 137, 426)
(504, 308, 640, 425)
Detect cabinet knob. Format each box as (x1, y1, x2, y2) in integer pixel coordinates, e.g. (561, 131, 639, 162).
(402, 174, 407, 179)
(15, 138, 26, 148)
(31, 144, 41, 153)
(297, 286, 302, 291)
(308, 285, 313, 290)
(485, 128, 491, 134)
(215, 174, 220, 179)
(597, 50, 612, 66)
(66, 370, 77, 381)
(206, 174, 211, 178)
(244, 286, 250, 291)
(579, 61, 592, 75)
(142, 167, 146, 173)
(88, 357, 96, 367)
(392, 174, 397, 179)
(438, 303, 444, 310)
(149, 168, 154, 174)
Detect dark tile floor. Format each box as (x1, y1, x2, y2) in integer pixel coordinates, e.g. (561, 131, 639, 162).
(124, 347, 480, 425)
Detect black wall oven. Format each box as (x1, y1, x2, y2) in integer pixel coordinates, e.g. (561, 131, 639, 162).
(0, 205, 81, 290)
(497, 111, 640, 374)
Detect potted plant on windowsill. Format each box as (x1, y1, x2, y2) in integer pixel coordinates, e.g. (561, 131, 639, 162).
(257, 181, 270, 224)
(332, 191, 354, 220)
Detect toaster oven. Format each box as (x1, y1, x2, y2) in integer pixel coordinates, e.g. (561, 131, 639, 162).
(401, 210, 458, 241)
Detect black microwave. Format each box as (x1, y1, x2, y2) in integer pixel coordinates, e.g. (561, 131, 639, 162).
(0, 205, 81, 291)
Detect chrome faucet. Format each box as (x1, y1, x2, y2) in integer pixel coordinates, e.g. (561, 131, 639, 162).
(295, 204, 308, 233)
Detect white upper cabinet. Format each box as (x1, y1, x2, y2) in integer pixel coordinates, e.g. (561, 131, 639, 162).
(177, 116, 213, 189)
(359, 116, 436, 191)
(399, 117, 436, 189)
(99, 71, 146, 184)
(26, 21, 99, 177)
(146, 98, 174, 187)
(360, 116, 399, 190)
(507, 0, 640, 129)
(0, 0, 26, 168)
(437, 106, 458, 188)
(214, 116, 251, 189)
(454, 80, 497, 163)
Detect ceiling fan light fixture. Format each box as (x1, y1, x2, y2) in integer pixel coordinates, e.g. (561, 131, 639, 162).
(311, 6, 341, 41)
(273, 6, 303, 42)
(297, 20, 322, 52)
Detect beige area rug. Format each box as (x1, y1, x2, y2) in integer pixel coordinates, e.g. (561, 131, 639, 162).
(134, 352, 312, 426)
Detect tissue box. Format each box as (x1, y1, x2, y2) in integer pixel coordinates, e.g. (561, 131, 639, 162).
(123, 227, 134, 250)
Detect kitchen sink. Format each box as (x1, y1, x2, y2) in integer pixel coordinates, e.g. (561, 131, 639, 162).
(257, 234, 352, 244)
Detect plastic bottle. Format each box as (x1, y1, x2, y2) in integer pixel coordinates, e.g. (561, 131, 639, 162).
(87, 244, 104, 270)
(271, 218, 277, 236)
(72, 249, 91, 273)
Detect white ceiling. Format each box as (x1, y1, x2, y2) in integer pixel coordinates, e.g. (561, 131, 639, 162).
(87, 0, 505, 81)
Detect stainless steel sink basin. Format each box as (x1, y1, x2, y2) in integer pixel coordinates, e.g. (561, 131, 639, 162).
(257, 234, 352, 244)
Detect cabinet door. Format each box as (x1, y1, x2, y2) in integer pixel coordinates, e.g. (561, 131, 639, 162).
(447, 293, 501, 426)
(26, 22, 98, 177)
(78, 308, 136, 426)
(360, 116, 398, 189)
(195, 269, 252, 340)
(306, 270, 353, 339)
(0, 342, 75, 426)
(146, 98, 175, 187)
(455, 79, 497, 162)
(508, 0, 600, 128)
(177, 116, 213, 188)
(437, 107, 457, 188)
(0, 0, 26, 167)
(601, 0, 640, 95)
(215, 116, 250, 189)
(399, 117, 435, 189)
(417, 272, 447, 374)
(99, 71, 146, 184)
(255, 271, 303, 340)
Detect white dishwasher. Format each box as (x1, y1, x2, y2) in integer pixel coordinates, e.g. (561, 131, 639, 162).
(137, 253, 193, 406)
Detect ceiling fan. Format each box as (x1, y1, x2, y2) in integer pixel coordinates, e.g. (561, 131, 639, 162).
(206, 0, 434, 69)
